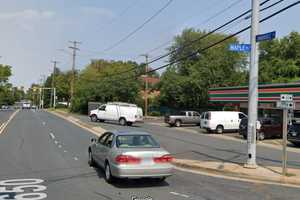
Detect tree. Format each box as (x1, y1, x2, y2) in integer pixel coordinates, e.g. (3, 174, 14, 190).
(0, 65, 14, 105)
(71, 59, 142, 113)
(159, 28, 247, 110)
(259, 31, 300, 83)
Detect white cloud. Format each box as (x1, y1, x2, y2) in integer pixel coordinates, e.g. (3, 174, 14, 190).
(80, 7, 115, 19)
(0, 9, 55, 21)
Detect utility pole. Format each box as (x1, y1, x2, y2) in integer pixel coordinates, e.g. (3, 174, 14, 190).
(245, 0, 260, 168)
(50, 60, 59, 108)
(68, 41, 81, 107)
(141, 54, 149, 117)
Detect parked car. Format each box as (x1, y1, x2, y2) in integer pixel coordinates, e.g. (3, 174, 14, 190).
(88, 131, 173, 183)
(164, 111, 201, 127)
(89, 102, 143, 126)
(202, 111, 247, 134)
(239, 117, 282, 140)
(288, 123, 300, 147)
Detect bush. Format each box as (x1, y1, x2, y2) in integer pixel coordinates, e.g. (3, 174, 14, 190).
(148, 111, 161, 116)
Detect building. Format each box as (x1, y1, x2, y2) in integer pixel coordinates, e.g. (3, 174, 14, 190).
(208, 82, 300, 119)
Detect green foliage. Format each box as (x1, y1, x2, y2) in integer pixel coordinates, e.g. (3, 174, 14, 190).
(71, 59, 142, 113)
(159, 28, 247, 109)
(0, 65, 19, 105)
(259, 31, 300, 83)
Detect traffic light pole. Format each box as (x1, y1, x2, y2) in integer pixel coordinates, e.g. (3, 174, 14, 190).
(246, 0, 260, 168)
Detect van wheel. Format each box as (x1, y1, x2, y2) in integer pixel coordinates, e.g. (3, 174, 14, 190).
(216, 125, 224, 134)
(119, 118, 126, 126)
(90, 115, 98, 122)
(127, 122, 133, 126)
(257, 132, 265, 141)
(175, 120, 181, 127)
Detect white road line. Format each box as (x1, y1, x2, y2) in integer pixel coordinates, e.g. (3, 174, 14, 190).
(54, 140, 58, 144)
(49, 133, 55, 139)
(74, 157, 78, 161)
(58, 145, 62, 148)
(42, 122, 46, 125)
(64, 150, 67, 153)
(170, 192, 190, 198)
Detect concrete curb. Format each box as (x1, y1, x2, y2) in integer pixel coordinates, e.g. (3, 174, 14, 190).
(172, 159, 300, 186)
(48, 110, 106, 137)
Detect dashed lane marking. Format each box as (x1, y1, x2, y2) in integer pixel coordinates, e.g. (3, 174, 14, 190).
(64, 150, 67, 153)
(54, 140, 58, 144)
(49, 133, 55, 139)
(170, 192, 190, 198)
(74, 157, 78, 161)
(58, 145, 62, 148)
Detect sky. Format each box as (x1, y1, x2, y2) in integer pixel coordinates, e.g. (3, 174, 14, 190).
(0, 0, 299, 88)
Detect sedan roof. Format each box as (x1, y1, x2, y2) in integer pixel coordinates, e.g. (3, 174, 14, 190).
(109, 130, 152, 136)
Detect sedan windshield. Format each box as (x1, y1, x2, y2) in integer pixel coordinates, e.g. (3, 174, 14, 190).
(116, 135, 160, 148)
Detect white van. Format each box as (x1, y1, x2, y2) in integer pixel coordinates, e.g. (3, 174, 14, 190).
(202, 111, 247, 133)
(89, 102, 143, 126)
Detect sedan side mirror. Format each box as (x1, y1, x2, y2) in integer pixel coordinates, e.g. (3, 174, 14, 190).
(91, 138, 96, 143)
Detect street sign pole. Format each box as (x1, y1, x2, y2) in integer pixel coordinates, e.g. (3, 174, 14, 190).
(282, 109, 288, 176)
(246, 0, 260, 168)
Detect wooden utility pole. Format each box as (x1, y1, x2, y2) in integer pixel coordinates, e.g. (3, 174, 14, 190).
(50, 60, 59, 108)
(141, 54, 149, 117)
(68, 41, 81, 106)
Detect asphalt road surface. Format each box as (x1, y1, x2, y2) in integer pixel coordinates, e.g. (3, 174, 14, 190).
(78, 115, 300, 169)
(0, 110, 300, 200)
(0, 109, 14, 125)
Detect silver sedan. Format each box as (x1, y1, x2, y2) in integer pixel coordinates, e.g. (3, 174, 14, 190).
(88, 130, 173, 183)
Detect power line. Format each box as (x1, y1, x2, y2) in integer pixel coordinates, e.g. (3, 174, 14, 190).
(145, 0, 246, 55)
(145, 0, 300, 75)
(98, 0, 174, 53)
(147, 0, 275, 65)
(85, 0, 299, 83)
(92, 0, 276, 79)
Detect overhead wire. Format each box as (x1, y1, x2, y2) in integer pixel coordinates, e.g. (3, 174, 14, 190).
(91, 0, 278, 79)
(81, 0, 299, 83)
(96, 0, 174, 54)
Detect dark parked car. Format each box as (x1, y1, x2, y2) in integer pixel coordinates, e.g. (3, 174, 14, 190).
(239, 117, 282, 140)
(288, 123, 300, 147)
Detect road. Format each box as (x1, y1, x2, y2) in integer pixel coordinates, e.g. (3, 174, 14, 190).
(0, 110, 299, 200)
(0, 109, 13, 125)
(77, 114, 300, 169)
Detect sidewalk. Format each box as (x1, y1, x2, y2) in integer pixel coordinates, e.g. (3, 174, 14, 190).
(49, 109, 300, 186)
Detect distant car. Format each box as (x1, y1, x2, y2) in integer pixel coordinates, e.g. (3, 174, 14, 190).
(88, 131, 173, 183)
(239, 117, 282, 140)
(31, 105, 37, 109)
(202, 111, 247, 134)
(1, 105, 9, 110)
(288, 123, 300, 147)
(164, 111, 201, 127)
(89, 102, 143, 126)
(22, 103, 31, 109)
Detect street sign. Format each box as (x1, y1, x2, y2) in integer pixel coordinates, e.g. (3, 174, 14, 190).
(277, 94, 294, 110)
(280, 94, 293, 102)
(229, 44, 251, 52)
(276, 101, 295, 110)
(256, 31, 276, 42)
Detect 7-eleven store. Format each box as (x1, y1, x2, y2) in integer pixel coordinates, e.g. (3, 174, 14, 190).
(208, 83, 300, 119)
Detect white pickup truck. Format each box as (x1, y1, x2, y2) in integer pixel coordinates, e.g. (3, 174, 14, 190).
(89, 102, 143, 126)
